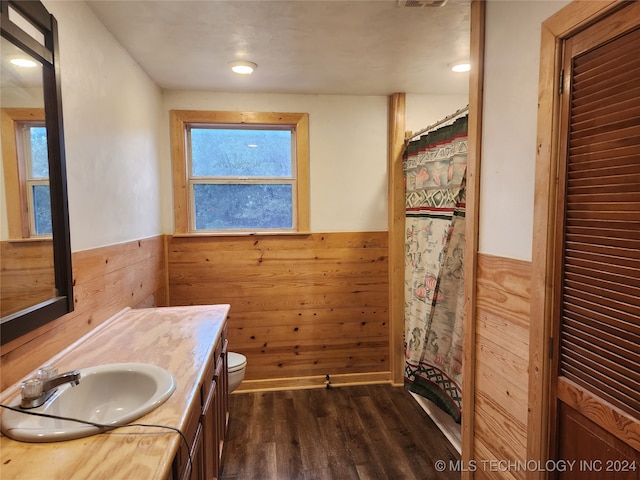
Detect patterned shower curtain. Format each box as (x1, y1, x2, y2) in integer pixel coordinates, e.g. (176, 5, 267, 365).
(403, 115, 468, 423)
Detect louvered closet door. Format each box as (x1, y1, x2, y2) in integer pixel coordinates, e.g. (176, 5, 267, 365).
(552, 3, 640, 478)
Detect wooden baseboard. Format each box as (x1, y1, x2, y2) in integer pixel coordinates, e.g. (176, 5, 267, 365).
(234, 371, 392, 393)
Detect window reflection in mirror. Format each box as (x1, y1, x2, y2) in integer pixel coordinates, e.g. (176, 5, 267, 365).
(24, 123, 52, 236)
(1, 35, 56, 318)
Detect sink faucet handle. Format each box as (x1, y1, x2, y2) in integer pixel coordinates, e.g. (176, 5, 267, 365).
(21, 377, 44, 401)
(19, 367, 80, 409)
(37, 365, 58, 381)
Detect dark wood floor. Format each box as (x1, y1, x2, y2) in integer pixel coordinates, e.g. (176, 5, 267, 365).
(220, 384, 461, 480)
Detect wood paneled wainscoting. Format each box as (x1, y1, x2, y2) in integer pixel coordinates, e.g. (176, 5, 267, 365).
(473, 253, 531, 480)
(0, 240, 55, 318)
(0, 236, 167, 391)
(167, 232, 391, 390)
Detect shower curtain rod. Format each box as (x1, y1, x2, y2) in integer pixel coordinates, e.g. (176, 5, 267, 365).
(404, 105, 469, 144)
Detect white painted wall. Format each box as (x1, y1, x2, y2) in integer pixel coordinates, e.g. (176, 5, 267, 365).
(406, 94, 469, 136)
(479, 0, 570, 261)
(43, 1, 163, 252)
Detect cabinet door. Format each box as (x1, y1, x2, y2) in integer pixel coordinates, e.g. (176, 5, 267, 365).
(221, 339, 229, 433)
(174, 402, 204, 480)
(180, 423, 204, 480)
(214, 353, 226, 468)
(201, 376, 218, 480)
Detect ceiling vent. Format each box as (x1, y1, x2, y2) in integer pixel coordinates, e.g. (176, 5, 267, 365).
(397, 0, 449, 7)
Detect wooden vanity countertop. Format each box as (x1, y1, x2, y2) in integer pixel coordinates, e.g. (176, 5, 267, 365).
(0, 304, 230, 480)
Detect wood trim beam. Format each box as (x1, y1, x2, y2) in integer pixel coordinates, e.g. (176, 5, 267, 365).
(528, 20, 564, 478)
(295, 113, 310, 232)
(170, 110, 189, 234)
(462, 2, 485, 478)
(388, 93, 406, 386)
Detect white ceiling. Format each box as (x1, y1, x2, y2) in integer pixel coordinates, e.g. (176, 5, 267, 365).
(86, 0, 471, 96)
(1, 36, 43, 90)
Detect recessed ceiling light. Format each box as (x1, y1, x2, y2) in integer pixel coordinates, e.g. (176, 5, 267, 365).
(229, 61, 257, 75)
(10, 57, 38, 68)
(451, 62, 471, 73)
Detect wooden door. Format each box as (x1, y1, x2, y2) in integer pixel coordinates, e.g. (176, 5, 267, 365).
(550, 3, 640, 478)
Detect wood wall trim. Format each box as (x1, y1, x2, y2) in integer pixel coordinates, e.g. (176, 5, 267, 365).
(542, 0, 622, 38)
(388, 93, 406, 386)
(528, 1, 624, 478)
(528, 19, 563, 476)
(237, 371, 392, 393)
(463, 2, 485, 478)
(557, 377, 640, 453)
(295, 113, 310, 233)
(170, 110, 190, 234)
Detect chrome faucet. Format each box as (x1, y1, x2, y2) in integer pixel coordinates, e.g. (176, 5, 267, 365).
(20, 367, 81, 409)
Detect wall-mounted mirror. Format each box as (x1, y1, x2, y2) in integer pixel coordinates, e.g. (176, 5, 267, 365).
(0, 0, 73, 345)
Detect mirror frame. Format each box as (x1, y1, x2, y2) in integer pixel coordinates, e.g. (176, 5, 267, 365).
(1, 0, 73, 344)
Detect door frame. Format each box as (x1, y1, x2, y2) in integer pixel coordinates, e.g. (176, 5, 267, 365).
(528, 1, 630, 479)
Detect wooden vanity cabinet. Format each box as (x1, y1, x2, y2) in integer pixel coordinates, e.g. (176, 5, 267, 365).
(171, 326, 229, 480)
(0, 305, 231, 480)
(171, 401, 204, 480)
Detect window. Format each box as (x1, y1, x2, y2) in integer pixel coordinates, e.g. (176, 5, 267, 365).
(171, 111, 309, 234)
(1, 109, 51, 238)
(24, 123, 51, 235)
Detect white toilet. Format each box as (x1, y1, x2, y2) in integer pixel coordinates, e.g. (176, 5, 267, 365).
(227, 352, 247, 393)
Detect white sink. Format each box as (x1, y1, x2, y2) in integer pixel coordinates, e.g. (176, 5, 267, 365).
(1, 363, 176, 443)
